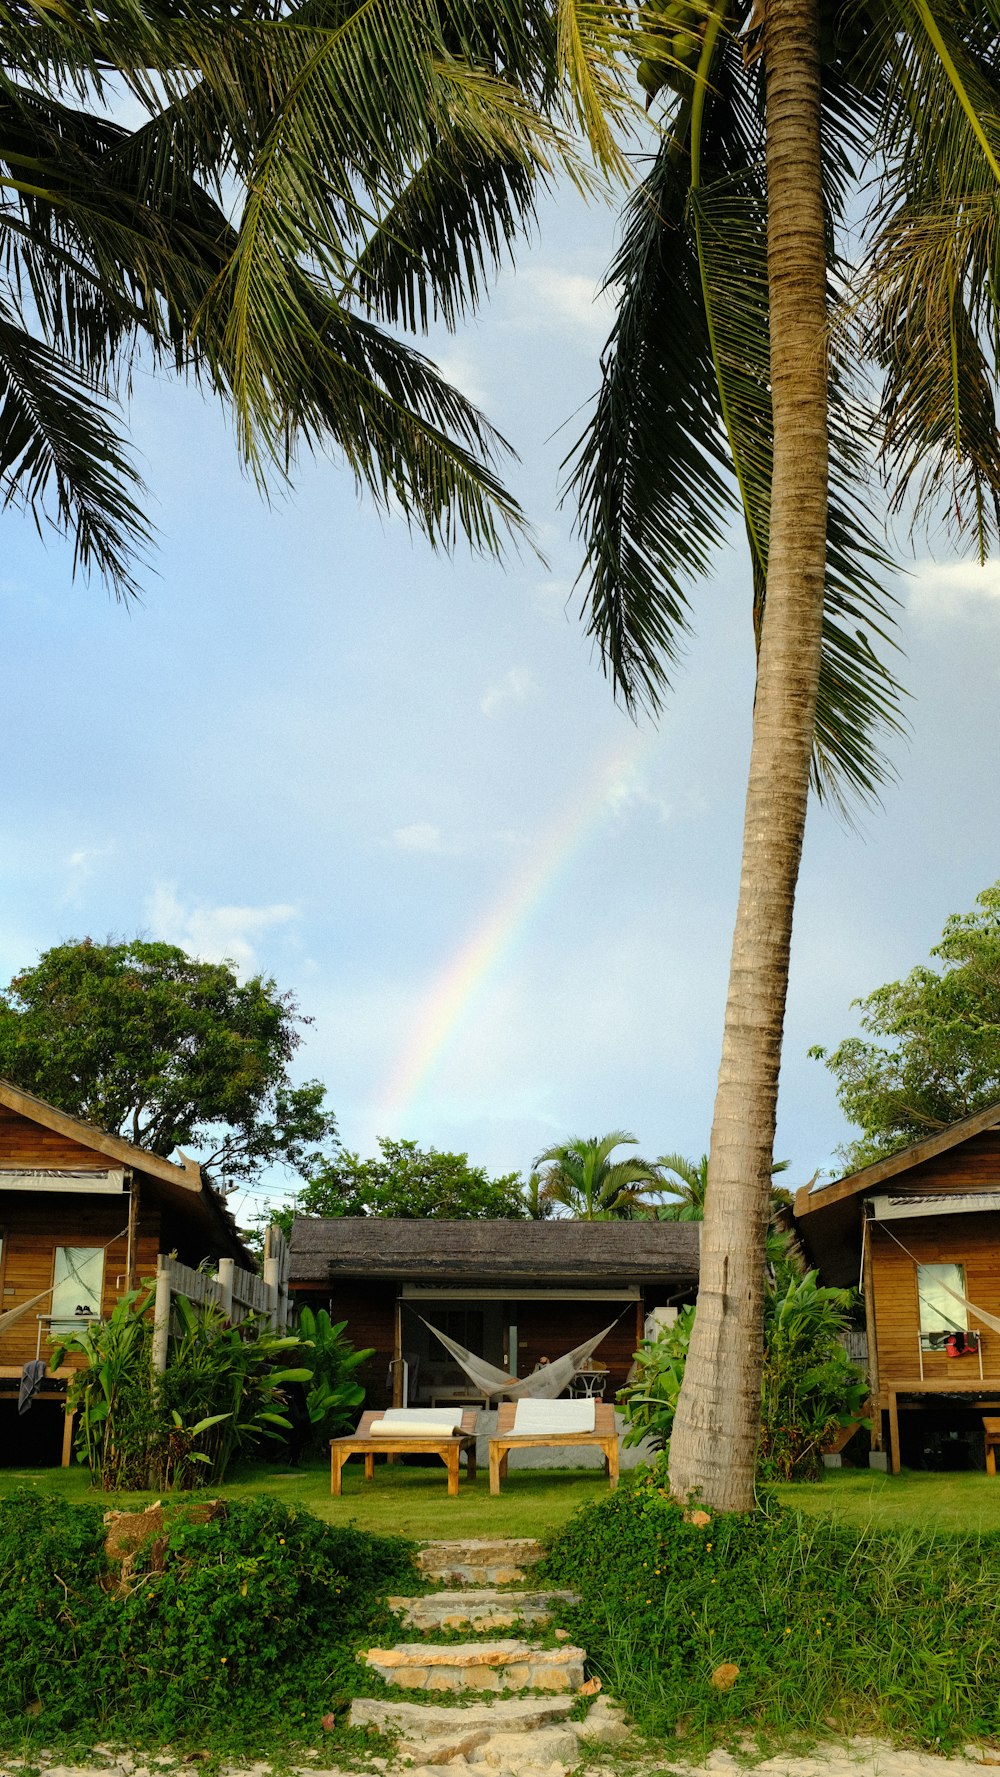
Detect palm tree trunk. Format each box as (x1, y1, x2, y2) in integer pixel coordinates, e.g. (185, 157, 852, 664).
(667, 0, 829, 1512)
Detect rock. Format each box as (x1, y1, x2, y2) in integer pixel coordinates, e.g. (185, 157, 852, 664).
(363, 1640, 585, 1694)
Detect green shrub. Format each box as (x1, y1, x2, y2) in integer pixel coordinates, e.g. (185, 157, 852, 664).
(296, 1305, 373, 1449)
(618, 1272, 867, 1480)
(0, 1490, 415, 1756)
(541, 1463, 1000, 1752)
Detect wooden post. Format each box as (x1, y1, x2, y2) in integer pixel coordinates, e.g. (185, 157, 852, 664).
(151, 1255, 172, 1374)
(392, 1296, 404, 1407)
(861, 1215, 881, 1448)
(888, 1388, 901, 1475)
(217, 1257, 235, 1318)
(61, 1406, 76, 1468)
(125, 1173, 139, 1292)
(263, 1254, 280, 1328)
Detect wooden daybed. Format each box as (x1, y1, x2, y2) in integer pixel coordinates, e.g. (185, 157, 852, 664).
(488, 1401, 619, 1495)
(329, 1409, 478, 1497)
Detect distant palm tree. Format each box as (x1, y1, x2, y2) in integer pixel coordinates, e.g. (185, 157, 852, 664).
(655, 1154, 709, 1222)
(522, 1171, 555, 1220)
(535, 1130, 663, 1220)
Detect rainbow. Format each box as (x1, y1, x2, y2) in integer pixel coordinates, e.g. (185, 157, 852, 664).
(376, 725, 664, 1133)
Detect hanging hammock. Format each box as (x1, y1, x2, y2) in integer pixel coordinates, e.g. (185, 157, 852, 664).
(419, 1313, 621, 1399)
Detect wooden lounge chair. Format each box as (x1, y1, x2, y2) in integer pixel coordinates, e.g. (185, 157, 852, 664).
(983, 1416, 1000, 1475)
(488, 1400, 619, 1495)
(330, 1409, 479, 1497)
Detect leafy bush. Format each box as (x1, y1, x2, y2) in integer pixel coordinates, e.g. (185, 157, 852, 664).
(53, 1289, 314, 1489)
(0, 1490, 415, 1756)
(296, 1305, 372, 1448)
(618, 1272, 866, 1478)
(541, 1468, 1000, 1752)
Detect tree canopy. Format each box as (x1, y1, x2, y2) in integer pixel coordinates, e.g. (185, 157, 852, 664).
(293, 1137, 527, 1220)
(0, 938, 338, 1186)
(813, 881, 1000, 1172)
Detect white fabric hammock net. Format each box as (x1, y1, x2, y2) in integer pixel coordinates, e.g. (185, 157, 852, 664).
(420, 1314, 620, 1399)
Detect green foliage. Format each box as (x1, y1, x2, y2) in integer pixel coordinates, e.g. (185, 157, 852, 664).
(157, 1297, 312, 1487)
(295, 1136, 527, 1219)
(50, 1289, 160, 1489)
(534, 1130, 663, 1219)
(541, 1475, 1000, 1751)
(617, 1306, 694, 1450)
(758, 1272, 868, 1482)
(617, 1273, 865, 1479)
(0, 938, 338, 1185)
(53, 1288, 315, 1489)
(295, 1305, 373, 1447)
(0, 1490, 414, 1754)
(813, 880, 1000, 1170)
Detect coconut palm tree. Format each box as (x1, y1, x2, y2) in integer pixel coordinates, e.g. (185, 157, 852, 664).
(0, 0, 583, 591)
(564, 0, 1000, 1508)
(535, 1130, 664, 1218)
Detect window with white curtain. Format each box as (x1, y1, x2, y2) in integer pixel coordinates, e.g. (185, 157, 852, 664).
(916, 1262, 968, 1350)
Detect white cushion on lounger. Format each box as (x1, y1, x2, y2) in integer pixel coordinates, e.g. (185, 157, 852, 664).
(369, 1419, 461, 1437)
(380, 1408, 465, 1431)
(510, 1399, 595, 1435)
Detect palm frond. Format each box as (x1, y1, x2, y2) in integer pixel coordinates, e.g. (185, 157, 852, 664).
(0, 302, 149, 596)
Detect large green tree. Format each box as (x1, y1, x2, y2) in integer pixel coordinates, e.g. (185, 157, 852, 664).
(294, 1137, 527, 1220)
(561, 0, 1000, 1509)
(534, 1129, 663, 1218)
(0, 938, 338, 1185)
(814, 881, 1000, 1169)
(0, 0, 583, 587)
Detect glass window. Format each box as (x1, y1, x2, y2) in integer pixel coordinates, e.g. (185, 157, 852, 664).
(916, 1263, 968, 1350)
(51, 1247, 104, 1333)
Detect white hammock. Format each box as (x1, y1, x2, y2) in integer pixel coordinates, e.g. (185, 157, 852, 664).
(0, 1286, 55, 1338)
(420, 1314, 620, 1400)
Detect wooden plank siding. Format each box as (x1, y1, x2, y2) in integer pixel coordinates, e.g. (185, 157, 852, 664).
(0, 1104, 111, 1169)
(869, 1211, 1000, 1396)
(0, 1195, 161, 1370)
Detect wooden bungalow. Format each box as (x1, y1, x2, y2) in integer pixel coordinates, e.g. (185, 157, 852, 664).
(288, 1216, 701, 1408)
(794, 1102, 1000, 1473)
(0, 1078, 253, 1465)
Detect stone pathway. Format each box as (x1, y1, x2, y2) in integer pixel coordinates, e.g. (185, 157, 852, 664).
(348, 1534, 629, 1777)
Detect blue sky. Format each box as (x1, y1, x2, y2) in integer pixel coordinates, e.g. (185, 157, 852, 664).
(3, 178, 1000, 1226)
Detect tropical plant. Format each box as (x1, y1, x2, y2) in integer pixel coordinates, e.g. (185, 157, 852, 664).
(564, 0, 1000, 1510)
(0, 0, 585, 591)
(157, 1297, 312, 1487)
(812, 880, 1000, 1169)
(534, 1130, 664, 1219)
(617, 1272, 865, 1476)
(617, 1305, 695, 1449)
(295, 1306, 373, 1448)
(50, 1287, 160, 1489)
(758, 1270, 868, 1480)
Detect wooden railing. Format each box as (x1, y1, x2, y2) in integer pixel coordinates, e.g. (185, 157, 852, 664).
(151, 1225, 290, 1372)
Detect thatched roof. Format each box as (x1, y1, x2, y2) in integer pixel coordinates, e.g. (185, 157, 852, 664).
(289, 1216, 700, 1287)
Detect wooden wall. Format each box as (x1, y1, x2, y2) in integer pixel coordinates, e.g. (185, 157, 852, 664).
(885, 1128, 1000, 1192)
(0, 1105, 109, 1169)
(869, 1210, 1000, 1391)
(0, 1195, 160, 1371)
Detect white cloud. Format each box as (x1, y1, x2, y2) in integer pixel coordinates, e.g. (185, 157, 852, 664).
(146, 883, 298, 973)
(909, 558, 1000, 622)
(605, 780, 672, 824)
(479, 667, 539, 717)
(507, 269, 620, 344)
(531, 576, 573, 613)
(62, 843, 113, 902)
(391, 821, 448, 854)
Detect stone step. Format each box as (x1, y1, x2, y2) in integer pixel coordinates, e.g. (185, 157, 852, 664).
(349, 1693, 629, 1769)
(363, 1638, 586, 1694)
(416, 1539, 545, 1587)
(349, 1693, 577, 1763)
(388, 1588, 578, 1633)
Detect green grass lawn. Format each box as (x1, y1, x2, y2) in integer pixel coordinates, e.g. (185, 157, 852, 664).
(0, 1458, 612, 1541)
(6, 1458, 1000, 1540)
(777, 1466, 1000, 1533)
